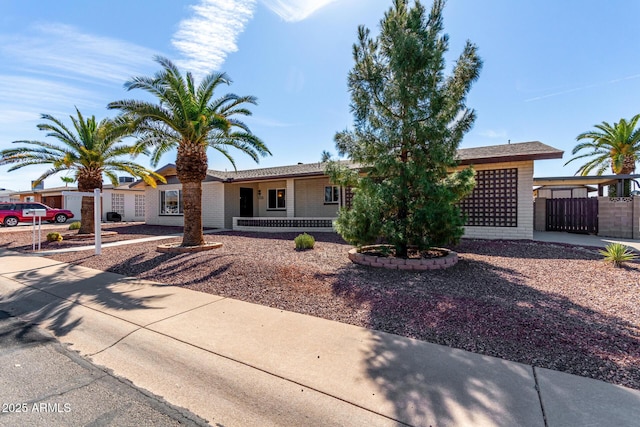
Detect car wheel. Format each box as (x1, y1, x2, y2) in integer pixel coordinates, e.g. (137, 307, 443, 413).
(54, 214, 68, 223)
(4, 216, 19, 227)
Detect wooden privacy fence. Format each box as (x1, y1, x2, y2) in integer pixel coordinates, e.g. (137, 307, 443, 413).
(546, 198, 598, 234)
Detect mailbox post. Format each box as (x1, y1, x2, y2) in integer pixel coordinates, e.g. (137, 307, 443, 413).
(23, 208, 46, 251)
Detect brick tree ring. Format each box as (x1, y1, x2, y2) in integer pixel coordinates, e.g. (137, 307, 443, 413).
(348, 245, 458, 271)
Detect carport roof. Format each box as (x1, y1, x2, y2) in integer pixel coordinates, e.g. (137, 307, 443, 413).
(533, 175, 640, 187)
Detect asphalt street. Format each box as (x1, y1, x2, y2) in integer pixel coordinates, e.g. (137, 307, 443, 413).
(0, 310, 209, 427)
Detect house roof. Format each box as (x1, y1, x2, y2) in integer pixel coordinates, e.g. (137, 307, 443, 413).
(533, 174, 640, 187)
(10, 186, 77, 196)
(457, 141, 563, 165)
(140, 141, 563, 186)
(207, 160, 356, 183)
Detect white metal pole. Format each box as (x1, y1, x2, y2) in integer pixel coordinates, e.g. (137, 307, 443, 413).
(32, 215, 36, 251)
(38, 216, 41, 251)
(94, 188, 101, 255)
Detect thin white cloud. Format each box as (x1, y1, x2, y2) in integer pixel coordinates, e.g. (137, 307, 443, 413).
(0, 75, 98, 125)
(260, 0, 339, 22)
(479, 129, 508, 139)
(245, 115, 296, 128)
(525, 73, 640, 103)
(172, 0, 256, 76)
(0, 24, 157, 84)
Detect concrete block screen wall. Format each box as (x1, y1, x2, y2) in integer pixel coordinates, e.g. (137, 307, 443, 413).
(457, 161, 534, 240)
(598, 197, 640, 239)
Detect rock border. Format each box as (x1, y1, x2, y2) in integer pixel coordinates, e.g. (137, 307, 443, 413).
(156, 242, 223, 254)
(63, 231, 119, 240)
(348, 245, 458, 271)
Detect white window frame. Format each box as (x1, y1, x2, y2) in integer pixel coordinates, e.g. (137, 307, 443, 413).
(111, 193, 125, 215)
(324, 185, 340, 204)
(267, 188, 286, 210)
(160, 189, 183, 215)
(134, 194, 145, 217)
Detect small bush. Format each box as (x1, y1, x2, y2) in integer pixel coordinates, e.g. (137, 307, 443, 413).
(46, 232, 63, 242)
(599, 243, 637, 267)
(68, 222, 81, 230)
(294, 233, 315, 250)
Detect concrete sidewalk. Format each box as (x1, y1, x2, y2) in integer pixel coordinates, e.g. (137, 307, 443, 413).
(533, 230, 640, 252)
(1, 249, 639, 426)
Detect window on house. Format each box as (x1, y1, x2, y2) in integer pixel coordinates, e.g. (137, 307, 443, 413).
(268, 188, 286, 210)
(111, 193, 125, 215)
(324, 186, 340, 203)
(135, 194, 145, 217)
(160, 189, 183, 215)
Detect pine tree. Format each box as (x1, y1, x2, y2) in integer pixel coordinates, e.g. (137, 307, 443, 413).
(329, 0, 481, 257)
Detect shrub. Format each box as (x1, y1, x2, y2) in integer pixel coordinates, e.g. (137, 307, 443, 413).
(599, 243, 638, 267)
(68, 221, 81, 230)
(294, 233, 315, 250)
(46, 232, 63, 242)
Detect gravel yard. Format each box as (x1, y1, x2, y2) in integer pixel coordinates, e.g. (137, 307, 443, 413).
(1, 225, 639, 390)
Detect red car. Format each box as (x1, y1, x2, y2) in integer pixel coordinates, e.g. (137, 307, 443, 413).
(0, 202, 74, 227)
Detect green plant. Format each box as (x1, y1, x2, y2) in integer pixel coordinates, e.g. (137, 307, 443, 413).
(108, 56, 270, 247)
(328, 0, 480, 257)
(0, 108, 165, 235)
(294, 233, 315, 250)
(68, 221, 81, 230)
(46, 232, 63, 242)
(599, 243, 638, 267)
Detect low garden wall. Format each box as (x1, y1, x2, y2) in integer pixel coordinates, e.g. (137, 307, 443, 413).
(348, 247, 459, 271)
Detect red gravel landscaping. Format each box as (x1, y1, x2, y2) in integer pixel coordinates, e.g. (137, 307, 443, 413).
(1, 225, 638, 390)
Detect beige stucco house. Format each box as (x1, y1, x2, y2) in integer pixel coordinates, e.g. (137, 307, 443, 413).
(135, 141, 563, 240)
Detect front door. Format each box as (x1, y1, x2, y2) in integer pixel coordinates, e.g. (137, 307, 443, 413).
(239, 188, 253, 217)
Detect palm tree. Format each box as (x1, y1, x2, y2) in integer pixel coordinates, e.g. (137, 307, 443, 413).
(108, 56, 270, 247)
(0, 109, 165, 234)
(565, 114, 640, 176)
(60, 176, 75, 187)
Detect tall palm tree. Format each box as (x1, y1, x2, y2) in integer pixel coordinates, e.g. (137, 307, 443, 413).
(565, 114, 640, 176)
(0, 108, 165, 234)
(108, 56, 270, 247)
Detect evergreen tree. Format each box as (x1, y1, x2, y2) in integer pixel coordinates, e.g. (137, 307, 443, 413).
(329, 0, 481, 257)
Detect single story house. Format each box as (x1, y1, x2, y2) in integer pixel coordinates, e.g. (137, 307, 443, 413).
(135, 141, 563, 240)
(0, 188, 17, 203)
(9, 178, 145, 223)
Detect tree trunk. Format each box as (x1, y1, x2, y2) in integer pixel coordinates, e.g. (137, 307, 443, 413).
(181, 181, 205, 246)
(76, 170, 103, 234)
(176, 143, 208, 247)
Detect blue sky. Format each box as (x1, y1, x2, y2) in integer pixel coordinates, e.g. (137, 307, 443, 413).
(1, 0, 639, 191)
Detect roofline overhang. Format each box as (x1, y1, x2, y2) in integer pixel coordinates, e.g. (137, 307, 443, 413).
(458, 151, 564, 165)
(533, 174, 640, 187)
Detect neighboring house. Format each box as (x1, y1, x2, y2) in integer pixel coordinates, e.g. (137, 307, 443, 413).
(9, 178, 145, 223)
(533, 185, 597, 199)
(0, 188, 17, 203)
(135, 141, 563, 240)
(11, 186, 71, 209)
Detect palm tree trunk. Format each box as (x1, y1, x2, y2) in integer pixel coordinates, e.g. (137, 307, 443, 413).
(77, 172, 103, 234)
(79, 195, 94, 234)
(181, 181, 205, 246)
(176, 143, 208, 246)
